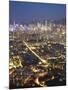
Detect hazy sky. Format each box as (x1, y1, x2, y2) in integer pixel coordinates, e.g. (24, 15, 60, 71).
(9, 1, 66, 24)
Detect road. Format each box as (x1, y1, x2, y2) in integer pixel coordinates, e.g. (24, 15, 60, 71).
(23, 40, 48, 64)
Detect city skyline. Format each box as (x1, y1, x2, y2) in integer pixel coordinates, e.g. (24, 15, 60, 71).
(9, 1, 66, 88)
(9, 1, 66, 24)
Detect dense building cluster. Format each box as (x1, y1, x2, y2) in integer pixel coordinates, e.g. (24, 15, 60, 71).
(9, 20, 66, 89)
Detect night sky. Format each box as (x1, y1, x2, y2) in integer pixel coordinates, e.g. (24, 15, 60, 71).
(9, 1, 66, 24)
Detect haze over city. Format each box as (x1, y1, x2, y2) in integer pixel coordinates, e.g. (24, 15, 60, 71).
(9, 1, 66, 89)
(9, 1, 66, 24)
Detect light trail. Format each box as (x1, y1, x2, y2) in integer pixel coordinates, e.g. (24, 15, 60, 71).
(23, 41, 48, 64)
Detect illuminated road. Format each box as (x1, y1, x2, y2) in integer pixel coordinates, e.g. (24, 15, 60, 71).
(23, 41, 48, 64)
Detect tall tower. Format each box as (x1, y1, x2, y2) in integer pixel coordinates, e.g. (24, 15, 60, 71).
(45, 20, 47, 27)
(45, 20, 48, 31)
(13, 21, 16, 31)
